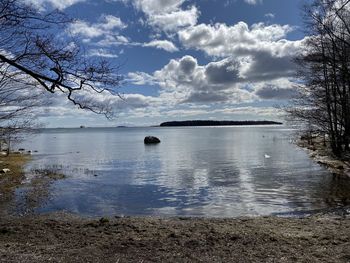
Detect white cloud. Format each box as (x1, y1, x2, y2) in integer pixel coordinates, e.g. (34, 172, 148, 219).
(127, 72, 156, 85)
(96, 37, 178, 52)
(151, 55, 256, 104)
(67, 15, 131, 52)
(143, 40, 178, 52)
(147, 6, 199, 32)
(129, 53, 299, 106)
(28, 0, 86, 10)
(95, 35, 130, 47)
(25, 0, 294, 124)
(101, 15, 128, 30)
(244, 0, 262, 5)
(69, 14, 180, 53)
(264, 13, 275, 19)
(177, 21, 304, 85)
(69, 15, 127, 39)
(69, 20, 104, 38)
(132, 0, 186, 14)
(122, 0, 199, 32)
(179, 22, 295, 57)
(87, 49, 119, 58)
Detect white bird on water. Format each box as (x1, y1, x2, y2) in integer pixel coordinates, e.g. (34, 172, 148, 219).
(264, 154, 271, 159)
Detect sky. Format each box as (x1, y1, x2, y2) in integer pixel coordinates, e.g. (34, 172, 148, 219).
(29, 0, 307, 127)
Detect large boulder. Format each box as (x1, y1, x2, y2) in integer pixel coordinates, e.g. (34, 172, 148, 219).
(144, 136, 161, 144)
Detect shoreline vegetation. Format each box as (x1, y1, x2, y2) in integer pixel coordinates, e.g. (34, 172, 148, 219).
(298, 134, 350, 179)
(0, 153, 30, 216)
(160, 120, 283, 127)
(0, 153, 66, 217)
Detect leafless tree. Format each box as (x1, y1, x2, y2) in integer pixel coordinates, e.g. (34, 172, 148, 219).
(0, 66, 44, 154)
(0, 0, 123, 119)
(0, 0, 124, 154)
(290, 0, 350, 156)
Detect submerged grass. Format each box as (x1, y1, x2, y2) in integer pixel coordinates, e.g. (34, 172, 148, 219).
(0, 153, 31, 215)
(0, 153, 67, 216)
(0, 153, 30, 194)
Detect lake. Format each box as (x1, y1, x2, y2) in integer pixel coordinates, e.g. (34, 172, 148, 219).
(15, 126, 350, 217)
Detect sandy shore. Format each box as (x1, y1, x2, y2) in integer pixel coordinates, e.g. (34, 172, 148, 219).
(0, 212, 348, 263)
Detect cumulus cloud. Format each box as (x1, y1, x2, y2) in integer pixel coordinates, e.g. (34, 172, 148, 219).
(68, 18, 302, 117)
(147, 6, 199, 32)
(254, 79, 297, 100)
(25, 0, 295, 124)
(122, 0, 199, 32)
(183, 92, 231, 103)
(205, 59, 241, 85)
(151, 56, 255, 104)
(129, 53, 299, 106)
(179, 22, 295, 57)
(177, 21, 304, 87)
(255, 85, 296, 100)
(239, 49, 297, 81)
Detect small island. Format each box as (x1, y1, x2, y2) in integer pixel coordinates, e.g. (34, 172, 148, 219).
(160, 120, 283, 127)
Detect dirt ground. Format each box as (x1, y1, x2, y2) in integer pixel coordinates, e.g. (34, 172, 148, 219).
(0, 212, 348, 263)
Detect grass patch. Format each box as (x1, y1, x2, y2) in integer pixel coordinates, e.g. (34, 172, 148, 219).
(31, 169, 66, 180)
(0, 153, 31, 194)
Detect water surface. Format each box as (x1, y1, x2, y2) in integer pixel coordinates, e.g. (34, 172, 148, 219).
(16, 126, 350, 217)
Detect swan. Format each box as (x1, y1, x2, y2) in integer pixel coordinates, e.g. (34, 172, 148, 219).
(264, 154, 271, 159)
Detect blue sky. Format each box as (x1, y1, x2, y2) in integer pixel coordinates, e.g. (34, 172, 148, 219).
(30, 0, 306, 127)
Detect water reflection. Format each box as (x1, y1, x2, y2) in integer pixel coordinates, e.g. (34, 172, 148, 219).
(15, 126, 350, 217)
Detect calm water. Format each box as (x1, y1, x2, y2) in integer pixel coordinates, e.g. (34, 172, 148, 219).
(15, 126, 350, 217)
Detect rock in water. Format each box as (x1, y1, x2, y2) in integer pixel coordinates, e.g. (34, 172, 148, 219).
(144, 136, 161, 144)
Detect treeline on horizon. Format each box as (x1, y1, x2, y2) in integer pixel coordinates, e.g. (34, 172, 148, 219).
(160, 120, 283, 127)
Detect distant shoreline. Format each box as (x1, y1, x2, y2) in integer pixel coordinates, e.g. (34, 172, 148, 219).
(160, 120, 283, 127)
